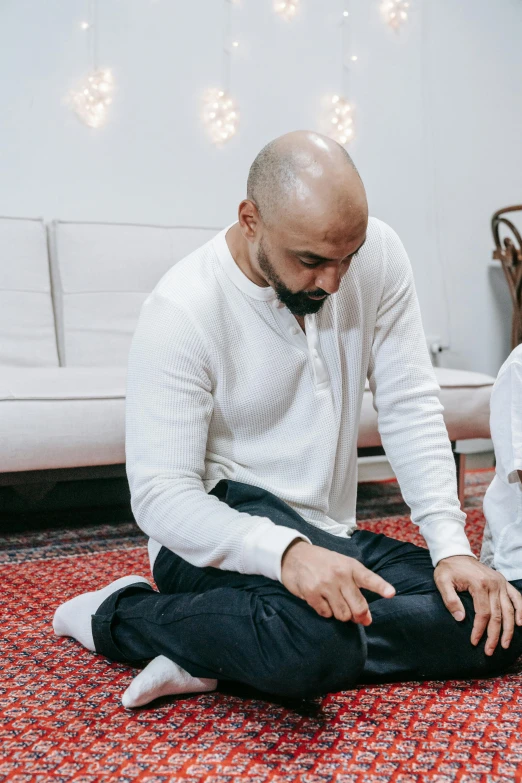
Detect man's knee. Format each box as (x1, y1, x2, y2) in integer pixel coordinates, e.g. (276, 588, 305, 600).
(450, 592, 522, 677)
(419, 592, 522, 680)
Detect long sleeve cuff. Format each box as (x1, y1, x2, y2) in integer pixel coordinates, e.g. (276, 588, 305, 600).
(241, 519, 312, 582)
(421, 518, 477, 567)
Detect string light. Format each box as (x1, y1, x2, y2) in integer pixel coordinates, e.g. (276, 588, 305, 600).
(327, 95, 354, 144)
(202, 0, 240, 145)
(274, 1, 299, 21)
(322, 3, 356, 146)
(67, 0, 114, 128)
(380, 0, 410, 31)
(69, 69, 114, 129)
(202, 88, 239, 145)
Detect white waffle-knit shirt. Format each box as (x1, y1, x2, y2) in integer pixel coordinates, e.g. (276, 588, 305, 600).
(125, 216, 475, 581)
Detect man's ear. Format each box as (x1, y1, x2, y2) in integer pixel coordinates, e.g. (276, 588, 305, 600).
(238, 200, 260, 242)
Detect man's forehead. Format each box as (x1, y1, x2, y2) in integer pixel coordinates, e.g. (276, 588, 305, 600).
(274, 213, 365, 241)
(274, 214, 367, 253)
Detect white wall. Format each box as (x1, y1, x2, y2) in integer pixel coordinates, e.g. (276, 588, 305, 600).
(1, 0, 521, 374)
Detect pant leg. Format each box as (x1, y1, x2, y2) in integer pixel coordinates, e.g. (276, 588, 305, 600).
(92, 478, 522, 695)
(352, 529, 522, 683)
(91, 480, 366, 699)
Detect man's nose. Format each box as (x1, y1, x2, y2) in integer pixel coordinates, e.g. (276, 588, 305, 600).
(315, 265, 342, 295)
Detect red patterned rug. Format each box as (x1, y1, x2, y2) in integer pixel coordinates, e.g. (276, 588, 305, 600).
(2, 469, 522, 783)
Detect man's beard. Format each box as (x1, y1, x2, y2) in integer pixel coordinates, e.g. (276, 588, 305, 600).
(256, 240, 329, 317)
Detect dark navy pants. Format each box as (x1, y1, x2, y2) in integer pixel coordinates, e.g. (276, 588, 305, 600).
(91, 479, 522, 699)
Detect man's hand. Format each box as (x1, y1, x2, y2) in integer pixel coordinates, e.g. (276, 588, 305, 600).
(281, 540, 395, 625)
(434, 555, 522, 655)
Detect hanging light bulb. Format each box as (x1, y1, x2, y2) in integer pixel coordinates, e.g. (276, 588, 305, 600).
(322, 95, 355, 146)
(380, 0, 410, 30)
(274, 0, 299, 20)
(320, 4, 356, 146)
(68, 68, 114, 128)
(202, 88, 239, 146)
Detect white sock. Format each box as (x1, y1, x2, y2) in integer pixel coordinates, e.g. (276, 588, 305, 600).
(122, 655, 217, 708)
(53, 574, 153, 651)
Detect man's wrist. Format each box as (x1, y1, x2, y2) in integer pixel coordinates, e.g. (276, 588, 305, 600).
(242, 523, 312, 582)
(282, 537, 311, 567)
(435, 554, 478, 566)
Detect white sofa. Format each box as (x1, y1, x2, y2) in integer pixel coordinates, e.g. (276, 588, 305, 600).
(0, 215, 495, 503)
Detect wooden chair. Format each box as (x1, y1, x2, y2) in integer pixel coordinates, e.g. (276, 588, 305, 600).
(492, 205, 522, 350)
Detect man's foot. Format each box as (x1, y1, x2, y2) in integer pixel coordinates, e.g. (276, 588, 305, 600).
(122, 655, 218, 708)
(53, 575, 153, 652)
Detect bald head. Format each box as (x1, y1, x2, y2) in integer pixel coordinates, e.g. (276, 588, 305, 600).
(246, 130, 367, 229)
(230, 131, 368, 318)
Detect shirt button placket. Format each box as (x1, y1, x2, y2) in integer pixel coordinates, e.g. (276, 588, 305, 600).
(308, 327, 329, 388)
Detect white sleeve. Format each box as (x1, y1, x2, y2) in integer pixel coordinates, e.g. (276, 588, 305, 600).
(367, 222, 475, 566)
(125, 291, 309, 582)
(490, 359, 522, 484)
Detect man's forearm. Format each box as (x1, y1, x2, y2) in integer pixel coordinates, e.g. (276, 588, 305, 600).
(368, 221, 472, 567)
(131, 474, 311, 581)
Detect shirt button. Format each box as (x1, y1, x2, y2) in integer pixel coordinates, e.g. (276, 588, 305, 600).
(290, 326, 299, 335)
(313, 349, 319, 358)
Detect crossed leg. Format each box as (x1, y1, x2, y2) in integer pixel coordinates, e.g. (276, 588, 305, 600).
(54, 480, 522, 706)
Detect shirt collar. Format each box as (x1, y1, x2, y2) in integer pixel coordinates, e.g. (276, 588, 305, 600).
(213, 222, 277, 301)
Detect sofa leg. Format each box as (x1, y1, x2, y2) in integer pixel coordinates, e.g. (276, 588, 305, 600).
(451, 443, 466, 507)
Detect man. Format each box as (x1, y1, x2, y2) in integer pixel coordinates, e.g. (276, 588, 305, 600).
(53, 131, 522, 708)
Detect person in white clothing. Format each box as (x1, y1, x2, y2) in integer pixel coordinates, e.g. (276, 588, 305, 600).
(53, 131, 522, 708)
(481, 344, 522, 580)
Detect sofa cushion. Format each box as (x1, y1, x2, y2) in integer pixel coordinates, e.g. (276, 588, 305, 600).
(0, 367, 126, 472)
(0, 216, 59, 367)
(49, 221, 220, 367)
(358, 367, 495, 448)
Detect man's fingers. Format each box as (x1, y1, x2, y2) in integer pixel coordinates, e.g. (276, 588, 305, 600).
(500, 589, 515, 650)
(506, 583, 522, 626)
(483, 589, 502, 655)
(437, 576, 466, 621)
(326, 588, 355, 623)
(339, 583, 372, 625)
(309, 596, 334, 619)
(469, 585, 491, 646)
(354, 565, 395, 599)
(434, 559, 522, 657)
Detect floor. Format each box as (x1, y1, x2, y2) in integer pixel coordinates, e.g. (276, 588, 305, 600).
(4, 468, 522, 783)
